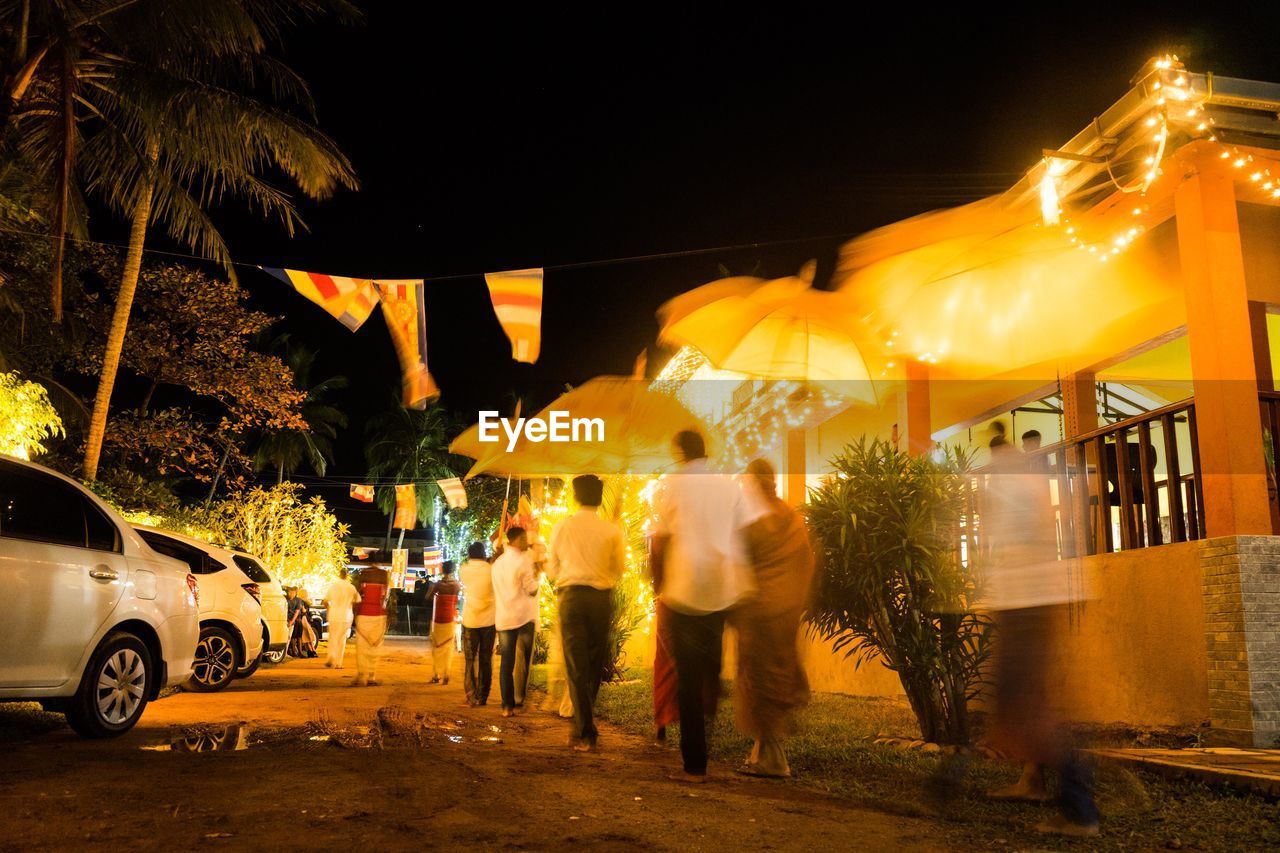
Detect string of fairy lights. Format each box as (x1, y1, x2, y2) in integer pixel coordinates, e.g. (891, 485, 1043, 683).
(1041, 56, 1280, 267)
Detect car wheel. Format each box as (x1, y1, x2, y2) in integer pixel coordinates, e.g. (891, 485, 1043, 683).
(263, 648, 287, 665)
(65, 631, 152, 738)
(184, 626, 238, 692)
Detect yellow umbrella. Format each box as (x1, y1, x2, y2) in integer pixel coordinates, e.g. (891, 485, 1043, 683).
(656, 265, 878, 401)
(448, 376, 709, 479)
(834, 197, 1183, 377)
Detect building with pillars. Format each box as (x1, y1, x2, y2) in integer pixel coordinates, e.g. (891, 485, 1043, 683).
(688, 57, 1280, 747)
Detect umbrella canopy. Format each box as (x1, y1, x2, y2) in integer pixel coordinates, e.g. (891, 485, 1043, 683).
(656, 266, 878, 400)
(834, 197, 1183, 377)
(449, 376, 709, 479)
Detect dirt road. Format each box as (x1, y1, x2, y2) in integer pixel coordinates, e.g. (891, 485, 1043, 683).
(0, 638, 944, 851)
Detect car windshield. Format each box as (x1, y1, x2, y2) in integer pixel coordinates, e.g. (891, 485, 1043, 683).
(232, 554, 272, 583)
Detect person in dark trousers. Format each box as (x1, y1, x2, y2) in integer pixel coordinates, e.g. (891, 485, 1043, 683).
(649, 430, 762, 782)
(459, 542, 497, 706)
(546, 474, 626, 752)
(491, 526, 541, 717)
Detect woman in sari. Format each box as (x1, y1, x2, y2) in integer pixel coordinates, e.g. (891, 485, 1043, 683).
(732, 458, 815, 778)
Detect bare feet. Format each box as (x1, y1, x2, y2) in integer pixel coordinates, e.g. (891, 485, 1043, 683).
(987, 783, 1053, 803)
(667, 771, 708, 784)
(1035, 815, 1100, 837)
(502, 709, 515, 718)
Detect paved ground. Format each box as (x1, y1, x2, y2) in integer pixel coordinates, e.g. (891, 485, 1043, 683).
(0, 637, 944, 852)
(1091, 746, 1280, 799)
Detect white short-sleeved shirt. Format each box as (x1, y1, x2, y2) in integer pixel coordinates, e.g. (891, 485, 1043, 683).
(491, 547, 541, 631)
(547, 509, 626, 590)
(649, 459, 764, 614)
(458, 558, 496, 628)
(323, 579, 360, 619)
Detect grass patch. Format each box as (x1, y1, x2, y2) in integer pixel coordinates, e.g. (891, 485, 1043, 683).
(0, 702, 67, 741)
(574, 668, 1280, 852)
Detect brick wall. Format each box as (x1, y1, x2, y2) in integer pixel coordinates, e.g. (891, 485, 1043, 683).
(1200, 536, 1280, 747)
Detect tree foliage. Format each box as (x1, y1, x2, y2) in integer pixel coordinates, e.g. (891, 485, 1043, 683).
(77, 256, 306, 433)
(804, 437, 991, 745)
(0, 370, 64, 459)
(252, 336, 347, 481)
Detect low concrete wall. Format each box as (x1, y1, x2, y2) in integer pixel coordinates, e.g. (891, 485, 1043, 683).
(792, 540, 1211, 729)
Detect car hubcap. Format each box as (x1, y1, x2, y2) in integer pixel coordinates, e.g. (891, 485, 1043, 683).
(97, 649, 145, 724)
(194, 635, 235, 686)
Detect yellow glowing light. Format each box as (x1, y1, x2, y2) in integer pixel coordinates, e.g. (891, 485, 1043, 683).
(1234, 158, 1247, 168)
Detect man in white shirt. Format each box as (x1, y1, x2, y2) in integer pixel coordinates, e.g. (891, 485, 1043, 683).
(547, 474, 626, 752)
(650, 429, 762, 781)
(490, 526, 541, 716)
(458, 542, 497, 707)
(321, 567, 361, 670)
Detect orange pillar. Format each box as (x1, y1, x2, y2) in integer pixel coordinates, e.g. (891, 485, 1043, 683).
(784, 429, 806, 506)
(1174, 169, 1272, 537)
(1060, 371, 1097, 555)
(896, 361, 932, 455)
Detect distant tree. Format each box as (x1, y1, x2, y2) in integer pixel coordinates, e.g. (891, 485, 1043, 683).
(253, 337, 348, 483)
(364, 403, 467, 525)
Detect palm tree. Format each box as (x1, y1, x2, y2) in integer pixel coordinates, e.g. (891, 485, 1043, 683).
(57, 3, 359, 480)
(364, 403, 466, 532)
(253, 338, 347, 483)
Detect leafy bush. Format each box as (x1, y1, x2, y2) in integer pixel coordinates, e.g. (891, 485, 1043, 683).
(805, 437, 990, 744)
(0, 371, 64, 459)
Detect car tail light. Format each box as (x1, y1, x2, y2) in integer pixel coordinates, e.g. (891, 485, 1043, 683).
(242, 583, 261, 603)
(186, 573, 200, 607)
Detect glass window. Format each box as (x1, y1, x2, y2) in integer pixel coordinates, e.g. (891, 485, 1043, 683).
(232, 554, 272, 583)
(0, 459, 93, 549)
(84, 503, 120, 552)
(137, 531, 209, 574)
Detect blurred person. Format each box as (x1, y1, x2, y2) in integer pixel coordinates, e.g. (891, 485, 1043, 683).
(285, 587, 316, 659)
(541, 610, 575, 719)
(459, 542, 497, 706)
(732, 459, 815, 778)
(546, 474, 626, 752)
(426, 561, 462, 684)
(492, 526, 540, 717)
(322, 568, 361, 669)
(982, 432, 1099, 837)
(649, 429, 762, 782)
(354, 564, 390, 687)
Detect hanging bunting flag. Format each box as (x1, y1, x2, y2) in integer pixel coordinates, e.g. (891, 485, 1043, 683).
(375, 280, 439, 409)
(262, 267, 379, 331)
(422, 545, 443, 572)
(484, 268, 544, 363)
(393, 483, 418, 530)
(349, 484, 375, 503)
(437, 477, 467, 509)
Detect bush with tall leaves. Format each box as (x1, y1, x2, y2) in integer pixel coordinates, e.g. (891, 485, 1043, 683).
(805, 437, 990, 745)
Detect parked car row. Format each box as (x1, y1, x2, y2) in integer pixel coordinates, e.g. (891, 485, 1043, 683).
(0, 456, 293, 738)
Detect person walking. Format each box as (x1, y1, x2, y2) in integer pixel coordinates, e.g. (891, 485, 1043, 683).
(491, 526, 540, 717)
(322, 568, 361, 669)
(425, 561, 462, 684)
(546, 475, 626, 752)
(732, 459, 815, 778)
(649, 429, 761, 782)
(353, 565, 390, 687)
(459, 542, 497, 706)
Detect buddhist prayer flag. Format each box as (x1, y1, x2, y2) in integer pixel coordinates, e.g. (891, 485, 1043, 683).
(262, 267, 379, 331)
(394, 483, 418, 530)
(349, 484, 374, 503)
(437, 477, 467, 509)
(422, 545, 443, 572)
(484, 268, 544, 363)
(375, 280, 439, 409)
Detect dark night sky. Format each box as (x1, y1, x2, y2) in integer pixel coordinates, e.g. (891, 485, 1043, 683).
(206, 5, 1280, 533)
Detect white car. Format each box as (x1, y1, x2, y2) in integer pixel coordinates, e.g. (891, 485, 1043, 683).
(226, 550, 289, 672)
(133, 528, 264, 693)
(0, 456, 199, 738)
